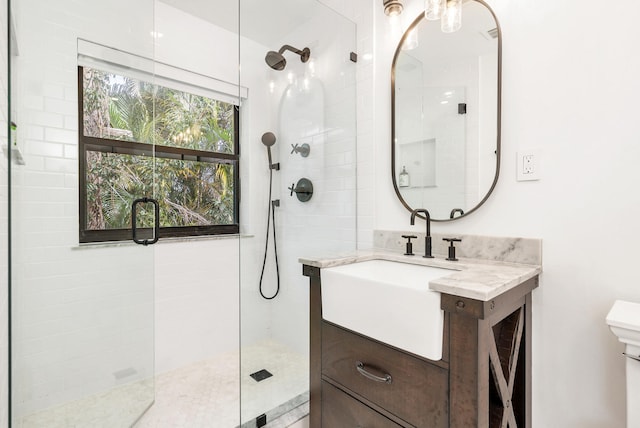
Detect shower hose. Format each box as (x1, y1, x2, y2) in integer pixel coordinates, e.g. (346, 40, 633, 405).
(259, 164, 280, 300)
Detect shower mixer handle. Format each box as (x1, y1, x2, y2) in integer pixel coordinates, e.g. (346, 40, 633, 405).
(290, 143, 310, 158)
(288, 184, 311, 196)
(288, 183, 297, 196)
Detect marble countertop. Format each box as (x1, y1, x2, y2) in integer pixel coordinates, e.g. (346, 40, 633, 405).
(299, 250, 542, 301)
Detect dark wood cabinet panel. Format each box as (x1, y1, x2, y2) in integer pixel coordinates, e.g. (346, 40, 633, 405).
(322, 381, 402, 428)
(322, 322, 449, 428)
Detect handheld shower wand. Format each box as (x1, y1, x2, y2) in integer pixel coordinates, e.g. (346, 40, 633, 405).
(259, 132, 281, 300)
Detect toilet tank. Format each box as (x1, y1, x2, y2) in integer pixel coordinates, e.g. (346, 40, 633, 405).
(606, 300, 640, 428)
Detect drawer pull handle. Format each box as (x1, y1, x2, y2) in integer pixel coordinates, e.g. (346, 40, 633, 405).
(355, 361, 392, 384)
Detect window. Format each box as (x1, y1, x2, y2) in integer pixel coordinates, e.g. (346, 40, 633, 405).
(78, 66, 239, 243)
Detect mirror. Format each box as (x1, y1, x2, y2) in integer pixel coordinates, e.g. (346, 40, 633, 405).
(392, 0, 501, 220)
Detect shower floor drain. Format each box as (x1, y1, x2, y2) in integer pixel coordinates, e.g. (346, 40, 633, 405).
(250, 369, 273, 382)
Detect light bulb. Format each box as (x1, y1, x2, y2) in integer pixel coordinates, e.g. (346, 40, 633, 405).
(425, 0, 445, 21)
(441, 0, 462, 33)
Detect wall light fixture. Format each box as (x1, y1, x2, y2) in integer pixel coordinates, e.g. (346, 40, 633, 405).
(425, 0, 462, 33)
(441, 0, 462, 33)
(383, 0, 404, 17)
(425, 0, 445, 20)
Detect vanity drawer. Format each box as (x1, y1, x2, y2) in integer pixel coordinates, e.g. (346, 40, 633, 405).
(321, 322, 448, 428)
(322, 381, 402, 427)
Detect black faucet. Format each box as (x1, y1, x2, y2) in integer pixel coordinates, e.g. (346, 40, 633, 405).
(410, 209, 434, 258)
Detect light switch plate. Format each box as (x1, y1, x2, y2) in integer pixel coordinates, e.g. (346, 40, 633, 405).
(517, 150, 541, 181)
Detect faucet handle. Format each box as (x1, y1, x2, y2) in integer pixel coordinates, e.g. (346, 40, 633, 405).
(290, 143, 310, 157)
(402, 235, 418, 256)
(443, 238, 462, 261)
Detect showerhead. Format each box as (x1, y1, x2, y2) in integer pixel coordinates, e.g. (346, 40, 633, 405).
(261, 132, 277, 147)
(265, 45, 311, 71)
(265, 51, 287, 71)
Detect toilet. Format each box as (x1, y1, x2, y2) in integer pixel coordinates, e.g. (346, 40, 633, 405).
(607, 300, 640, 427)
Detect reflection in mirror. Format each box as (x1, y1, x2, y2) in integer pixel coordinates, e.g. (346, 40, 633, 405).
(392, 0, 501, 220)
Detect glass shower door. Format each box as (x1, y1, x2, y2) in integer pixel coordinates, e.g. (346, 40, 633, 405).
(239, 0, 357, 425)
(0, 0, 10, 424)
(9, 0, 157, 426)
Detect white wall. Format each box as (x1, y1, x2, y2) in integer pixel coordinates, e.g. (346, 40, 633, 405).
(362, 0, 640, 426)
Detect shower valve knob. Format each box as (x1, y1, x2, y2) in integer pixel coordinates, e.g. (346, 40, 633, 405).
(288, 184, 310, 196)
(288, 178, 314, 202)
(290, 143, 310, 157)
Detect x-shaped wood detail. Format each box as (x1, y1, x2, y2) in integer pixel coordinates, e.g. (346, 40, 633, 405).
(489, 307, 525, 428)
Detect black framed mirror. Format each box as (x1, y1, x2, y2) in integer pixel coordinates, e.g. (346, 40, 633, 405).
(391, 0, 501, 221)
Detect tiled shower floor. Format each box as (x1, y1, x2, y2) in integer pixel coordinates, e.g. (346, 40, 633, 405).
(17, 340, 308, 428)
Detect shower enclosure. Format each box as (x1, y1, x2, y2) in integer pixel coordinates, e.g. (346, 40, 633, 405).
(4, 0, 356, 427)
(239, 2, 357, 425)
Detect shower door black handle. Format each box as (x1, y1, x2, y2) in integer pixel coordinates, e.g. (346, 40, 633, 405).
(132, 197, 160, 246)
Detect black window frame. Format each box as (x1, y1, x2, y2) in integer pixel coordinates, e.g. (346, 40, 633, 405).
(78, 66, 240, 244)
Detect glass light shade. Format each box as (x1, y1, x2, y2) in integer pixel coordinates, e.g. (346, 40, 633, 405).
(425, 0, 445, 20)
(441, 0, 462, 33)
(384, 0, 403, 17)
(402, 28, 419, 50)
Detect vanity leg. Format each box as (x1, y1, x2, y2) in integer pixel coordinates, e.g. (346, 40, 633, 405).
(524, 294, 532, 428)
(449, 313, 490, 428)
(305, 266, 322, 428)
(524, 294, 533, 428)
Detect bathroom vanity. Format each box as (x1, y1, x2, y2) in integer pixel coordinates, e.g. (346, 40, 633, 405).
(301, 250, 541, 428)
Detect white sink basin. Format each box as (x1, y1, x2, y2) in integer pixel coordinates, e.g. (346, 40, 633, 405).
(321, 259, 454, 360)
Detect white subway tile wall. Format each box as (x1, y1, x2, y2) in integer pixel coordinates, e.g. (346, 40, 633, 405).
(238, 1, 358, 424)
(259, 3, 357, 359)
(354, 0, 376, 249)
(154, 238, 239, 375)
(310, 0, 375, 249)
(10, 0, 179, 422)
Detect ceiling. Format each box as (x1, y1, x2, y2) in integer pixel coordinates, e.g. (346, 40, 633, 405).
(158, 0, 319, 47)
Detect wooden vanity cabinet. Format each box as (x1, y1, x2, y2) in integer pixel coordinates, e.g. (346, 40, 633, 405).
(303, 264, 538, 428)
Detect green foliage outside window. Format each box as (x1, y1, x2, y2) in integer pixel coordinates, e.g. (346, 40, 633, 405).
(81, 67, 237, 237)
